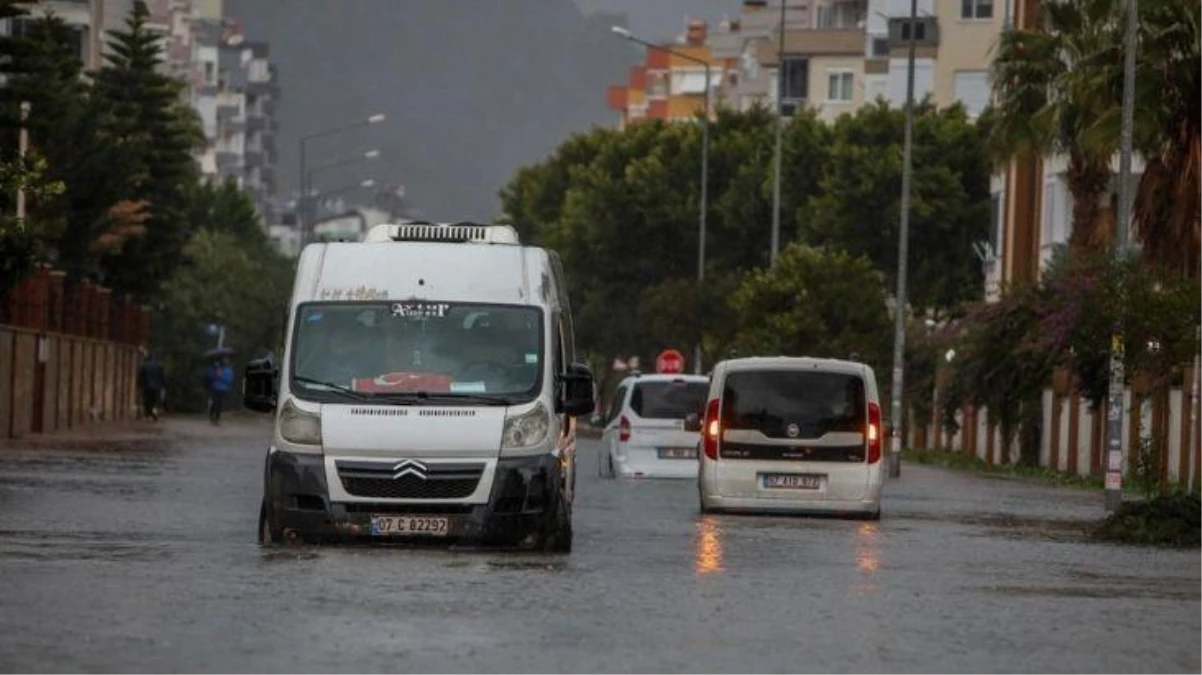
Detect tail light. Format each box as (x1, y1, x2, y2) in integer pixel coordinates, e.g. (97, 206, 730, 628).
(867, 402, 882, 464)
(702, 398, 721, 460)
(618, 415, 631, 443)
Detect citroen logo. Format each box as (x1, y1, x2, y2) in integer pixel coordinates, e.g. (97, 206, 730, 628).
(390, 459, 429, 480)
(786, 423, 800, 438)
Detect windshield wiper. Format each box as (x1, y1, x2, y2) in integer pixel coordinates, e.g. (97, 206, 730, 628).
(372, 391, 512, 406)
(292, 376, 370, 400)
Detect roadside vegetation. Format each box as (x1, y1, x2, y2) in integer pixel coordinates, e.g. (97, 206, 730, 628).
(0, 1, 294, 412)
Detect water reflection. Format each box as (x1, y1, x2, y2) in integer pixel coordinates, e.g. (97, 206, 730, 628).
(853, 522, 880, 595)
(695, 516, 725, 575)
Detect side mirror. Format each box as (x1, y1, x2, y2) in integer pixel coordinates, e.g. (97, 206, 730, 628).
(556, 362, 596, 416)
(243, 357, 278, 413)
(683, 411, 701, 432)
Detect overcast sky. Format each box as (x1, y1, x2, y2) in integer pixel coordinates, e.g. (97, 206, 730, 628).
(573, 0, 742, 40)
(226, 0, 742, 222)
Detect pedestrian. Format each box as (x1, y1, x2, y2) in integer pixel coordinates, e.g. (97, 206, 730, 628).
(137, 350, 166, 422)
(205, 356, 235, 425)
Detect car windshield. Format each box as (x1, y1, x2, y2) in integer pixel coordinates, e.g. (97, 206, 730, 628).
(290, 301, 542, 404)
(722, 370, 865, 439)
(630, 380, 708, 420)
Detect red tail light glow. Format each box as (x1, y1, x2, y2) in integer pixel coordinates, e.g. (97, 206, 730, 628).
(619, 415, 631, 443)
(702, 398, 721, 460)
(867, 401, 882, 464)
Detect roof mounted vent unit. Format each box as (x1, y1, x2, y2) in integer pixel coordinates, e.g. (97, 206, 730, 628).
(363, 221, 521, 245)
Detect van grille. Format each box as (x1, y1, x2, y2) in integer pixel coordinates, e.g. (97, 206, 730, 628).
(335, 460, 484, 499)
(418, 409, 476, 417)
(349, 408, 409, 417)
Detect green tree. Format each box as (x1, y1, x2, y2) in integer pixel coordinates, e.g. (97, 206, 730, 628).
(1121, 0, 1200, 277)
(154, 228, 293, 412)
(92, 0, 203, 299)
(802, 100, 991, 315)
(729, 244, 893, 371)
(0, 12, 144, 282)
(989, 0, 1122, 253)
(0, 152, 64, 305)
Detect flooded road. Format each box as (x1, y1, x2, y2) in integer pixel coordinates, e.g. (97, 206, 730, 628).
(0, 418, 1197, 673)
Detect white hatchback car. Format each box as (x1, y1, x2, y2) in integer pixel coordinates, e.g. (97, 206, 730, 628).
(595, 373, 710, 479)
(695, 357, 883, 519)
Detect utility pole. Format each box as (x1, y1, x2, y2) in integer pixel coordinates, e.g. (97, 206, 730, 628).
(1189, 326, 1200, 494)
(769, 0, 786, 267)
(887, 0, 919, 479)
(16, 102, 29, 220)
(1105, 0, 1138, 511)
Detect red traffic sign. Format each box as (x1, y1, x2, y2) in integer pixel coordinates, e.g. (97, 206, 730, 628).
(655, 349, 685, 374)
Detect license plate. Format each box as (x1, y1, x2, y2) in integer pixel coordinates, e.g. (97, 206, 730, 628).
(658, 447, 697, 459)
(368, 515, 450, 537)
(761, 473, 823, 489)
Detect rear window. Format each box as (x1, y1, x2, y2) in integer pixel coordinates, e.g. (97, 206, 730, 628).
(630, 380, 709, 420)
(722, 370, 865, 439)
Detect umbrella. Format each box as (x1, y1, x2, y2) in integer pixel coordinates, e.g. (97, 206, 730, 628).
(202, 346, 236, 360)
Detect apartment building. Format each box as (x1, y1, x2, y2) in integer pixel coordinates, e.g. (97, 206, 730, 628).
(9, 0, 134, 69)
(605, 19, 732, 127)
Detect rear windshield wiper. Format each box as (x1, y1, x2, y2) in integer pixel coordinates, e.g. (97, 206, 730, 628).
(292, 376, 371, 400)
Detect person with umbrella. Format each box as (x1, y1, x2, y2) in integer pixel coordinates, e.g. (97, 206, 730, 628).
(204, 347, 235, 425)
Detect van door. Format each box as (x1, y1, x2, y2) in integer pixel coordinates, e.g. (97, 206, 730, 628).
(717, 369, 869, 502)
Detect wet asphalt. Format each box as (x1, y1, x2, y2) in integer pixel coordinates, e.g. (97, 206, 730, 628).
(0, 417, 1198, 673)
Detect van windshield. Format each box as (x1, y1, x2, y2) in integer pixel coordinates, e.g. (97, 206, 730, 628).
(722, 370, 865, 439)
(290, 301, 543, 404)
(631, 380, 708, 420)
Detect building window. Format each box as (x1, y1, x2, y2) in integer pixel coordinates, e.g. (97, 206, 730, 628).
(961, 0, 994, 19)
(781, 57, 808, 101)
(871, 37, 889, 57)
(952, 70, 990, 118)
(900, 20, 926, 41)
(827, 70, 854, 102)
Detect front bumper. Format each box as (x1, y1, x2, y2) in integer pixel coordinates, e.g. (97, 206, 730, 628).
(264, 449, 564, 544)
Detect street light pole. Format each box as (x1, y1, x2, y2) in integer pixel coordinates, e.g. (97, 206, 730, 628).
(306, 149, 380, 195)
(1105, 0, 1138, 511)
(611, 26, 711, 374)
(297, 113, 386, 246)
(17, 101, 30, 221)
(887, 0, 919, 479)
(770, 0, 786, 267)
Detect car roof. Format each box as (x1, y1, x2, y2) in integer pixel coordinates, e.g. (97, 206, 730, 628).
(716, 356, 871, 376)
(616, 373, 709, 388)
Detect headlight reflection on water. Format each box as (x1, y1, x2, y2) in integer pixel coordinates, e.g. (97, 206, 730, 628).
(695, 517, 725, 575)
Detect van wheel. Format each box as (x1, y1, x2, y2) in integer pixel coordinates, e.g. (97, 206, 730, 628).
(540, 490, 573, 553)
(258, 499, 283, 544)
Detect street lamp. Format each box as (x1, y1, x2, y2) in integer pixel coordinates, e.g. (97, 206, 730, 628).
(887, 0, 920, 479)
(306, 149, 381, 192)
(611, 24, 711, 374)
(298, 113, 387, 244)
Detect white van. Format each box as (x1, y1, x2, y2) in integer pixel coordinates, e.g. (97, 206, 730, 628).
(694, 357, 882, 519)
(242, 222, 596, 551)
(594, 373, 710, 479)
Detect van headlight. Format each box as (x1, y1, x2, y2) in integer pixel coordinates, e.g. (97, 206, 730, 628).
(279, 398, 321, 445)
(502, 402, 551, 450)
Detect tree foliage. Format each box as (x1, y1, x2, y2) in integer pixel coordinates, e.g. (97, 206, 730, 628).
(729, 244, 892, 370)
(803, 100, 990, 315)
(499, 104, 987, 378)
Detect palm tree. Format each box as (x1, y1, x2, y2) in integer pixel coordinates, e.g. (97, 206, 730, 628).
(1122, 0, 1199, 277)
(988, 0, 1124, 253)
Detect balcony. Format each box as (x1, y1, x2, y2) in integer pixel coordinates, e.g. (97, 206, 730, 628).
(886, 16, 940, 50)
(756, 28, 865, 63)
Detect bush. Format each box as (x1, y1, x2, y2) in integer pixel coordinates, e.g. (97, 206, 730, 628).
(1094, 494, 1201, 547)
